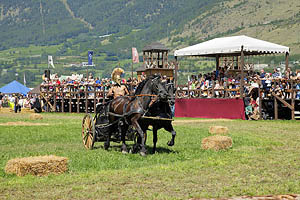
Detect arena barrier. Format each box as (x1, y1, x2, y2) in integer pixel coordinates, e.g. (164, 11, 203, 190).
(174, 98, 245, 120)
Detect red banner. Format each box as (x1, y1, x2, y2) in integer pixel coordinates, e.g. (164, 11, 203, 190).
(175, 98, 245, 120)
(132, 47, 139, 63)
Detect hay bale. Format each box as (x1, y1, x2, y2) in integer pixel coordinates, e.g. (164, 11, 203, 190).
(5, 155, 68, 176)
(209, 126, 229, 135)
(202, 135, 232, 151)
(29, 113, 43, 120)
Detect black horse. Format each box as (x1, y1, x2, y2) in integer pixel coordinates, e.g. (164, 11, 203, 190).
(107, 74, 169, 156)
(136, 82, 176, 154)
(31, 98, 42, 113)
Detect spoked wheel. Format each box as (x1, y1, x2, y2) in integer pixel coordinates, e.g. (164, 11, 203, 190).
(82, 114, 96, 149)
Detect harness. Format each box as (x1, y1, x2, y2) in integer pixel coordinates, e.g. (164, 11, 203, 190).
(107, 75, 164, 123)
(107, 94, 158, 123)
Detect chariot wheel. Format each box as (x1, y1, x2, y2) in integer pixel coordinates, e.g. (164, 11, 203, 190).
(82, 114, 96, 149)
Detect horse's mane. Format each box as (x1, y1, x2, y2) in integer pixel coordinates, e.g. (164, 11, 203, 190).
(134, 75, 160, 95)
(134, 79, 148, 95)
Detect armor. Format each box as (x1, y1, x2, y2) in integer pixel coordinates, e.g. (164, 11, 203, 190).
(107, 68, 129, 99)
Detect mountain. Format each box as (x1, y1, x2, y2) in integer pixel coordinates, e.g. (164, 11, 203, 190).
(0, 0, 219, 51)
(0, 0, 299, 87)
(164, 0, 300, 55)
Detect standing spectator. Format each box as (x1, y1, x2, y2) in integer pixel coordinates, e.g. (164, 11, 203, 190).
(272, 68, 279, 78)
(14, 94, 21, 113)
(0, 92, 3, 109)
(285, 67, 295, 79)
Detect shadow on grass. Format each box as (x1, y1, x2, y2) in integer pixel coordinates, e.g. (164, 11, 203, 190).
(93, 143, 177, 155)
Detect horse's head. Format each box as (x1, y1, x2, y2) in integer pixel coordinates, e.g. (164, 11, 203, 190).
(165, 82, 176, 105)
(150, 75, 169, 101)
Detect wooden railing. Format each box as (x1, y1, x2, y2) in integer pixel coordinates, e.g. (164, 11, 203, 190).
(40, 83, 110, 113)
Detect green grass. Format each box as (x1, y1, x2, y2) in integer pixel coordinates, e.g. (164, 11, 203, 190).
(0, 113, 300, 199)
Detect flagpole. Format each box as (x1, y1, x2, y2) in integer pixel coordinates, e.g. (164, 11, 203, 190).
(131, 60, 133, 92)
(24, 73, 26, 87)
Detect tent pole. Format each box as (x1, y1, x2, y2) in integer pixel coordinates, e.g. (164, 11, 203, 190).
(285, 52, 289, 71)
(240, 46, 244, 98)
(216, 55, 219, 71)
(175, 56, 178, 98)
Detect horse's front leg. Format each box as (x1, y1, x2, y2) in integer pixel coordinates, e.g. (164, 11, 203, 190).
(152, 126, 158, 154)
(131, 115, 147, 156)
(165, 122, 176, 146)
(120, 121, 129, 154)
(104, 133, 110, 150)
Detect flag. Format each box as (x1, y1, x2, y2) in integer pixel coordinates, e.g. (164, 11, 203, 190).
(132, 47, 139, 63)
(48, 55, 55, 68)
(24, 73, 26, 86)
(88, 51, 93, 65)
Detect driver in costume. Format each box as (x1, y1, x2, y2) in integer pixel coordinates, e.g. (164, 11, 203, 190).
(107, 68, 129, 99)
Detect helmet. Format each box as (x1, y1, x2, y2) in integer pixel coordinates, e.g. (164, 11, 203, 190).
(111, 68, 124, 85)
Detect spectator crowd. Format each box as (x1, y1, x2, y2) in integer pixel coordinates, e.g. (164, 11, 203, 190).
(0, 68, 299, 120)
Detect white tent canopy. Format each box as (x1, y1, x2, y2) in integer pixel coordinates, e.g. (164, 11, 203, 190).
(174, 35, 290, 57)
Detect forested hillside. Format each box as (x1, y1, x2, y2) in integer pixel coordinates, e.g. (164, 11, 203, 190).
(0, 0, 219, 52)
(0, 0, 299, 87)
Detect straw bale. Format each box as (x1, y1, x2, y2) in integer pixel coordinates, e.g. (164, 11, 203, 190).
(29, 113, 43, 120)
(5, 155, 68, 176)
(209, 126, 229, 135)
(201, 135, 232, 151)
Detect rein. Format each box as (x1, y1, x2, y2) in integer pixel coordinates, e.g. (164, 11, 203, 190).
(134, 94, 157, 97)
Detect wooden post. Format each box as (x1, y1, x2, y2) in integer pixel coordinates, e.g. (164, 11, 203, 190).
(291, 89, 295, 120)
(225, 79, 229, 98)
(62, 88, 64, 113)
(85, 85, 88, 114)
(151, 51, 153, 67)
(77, 91, 80, 113)
(46, 85, 49, 112)
(174, 56, 179, 98)
(94, 85, 96, 113)
(165, 52, 168, 68)
(258, 83, 262, 120)
(240, 46, 245, 98)
(102, 84, 106, 104)
(216, 55, 219, 71)
(131, 59, 134, 92)
(274, 97, 278, 120)
(54, 86, 57, 112)
(69, 86, 72, 113)
(158, 51, 160, 68)
(285, 52, 289, 71)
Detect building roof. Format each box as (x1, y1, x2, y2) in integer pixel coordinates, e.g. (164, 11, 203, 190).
(0, 80, 30, 95)
(136, 65, 146, 72)
(174, 35, 290, 57)
(142, 42, 169, 52)
(28, 84, 41, 94)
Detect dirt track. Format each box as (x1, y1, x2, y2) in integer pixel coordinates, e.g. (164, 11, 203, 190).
(0, 121, 49, 126)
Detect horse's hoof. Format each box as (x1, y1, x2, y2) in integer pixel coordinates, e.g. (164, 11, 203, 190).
(122, 150, 128, 154)
(140, 152, 147, 157)
(167, 141, 174, 146)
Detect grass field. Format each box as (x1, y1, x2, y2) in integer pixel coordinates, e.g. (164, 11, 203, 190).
(0, 112, 300, 200)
